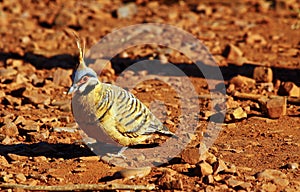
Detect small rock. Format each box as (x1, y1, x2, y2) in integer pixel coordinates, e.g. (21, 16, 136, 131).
(203, 175, 214, 184)
(15, 173, 27, 183)
(253, 66, 273, 83)
(6, 59, 23, 67)
(225, 107, 247, 121)
(195, 161, 213, 176)
(181, 148, 201, 165)
(7, 153, 28, 162)
(0, 68, 18, 77)
(19, 122, 40, 132)
(0, 155, 9, 166)
(27, 131, 49, 142)
(51, 100, 69, 107)
(33, 156, 48, 163)
(225, 162, 237, 174)
(226, 177, 244, 188)
(259, 96, 287, 119)
(212, 159, 227, 174)
(23, 88, 50, 105)
(261, 183, 277, 192)
(230, 75, 256, 88)
(282, 162, 299, 170)
(72, 167, 87, 173)
(53, 68, 72, 87)
(2, 173, 13, 182)
(14, 116, 26, 125)
(222, 44, 247, 66)
(245, 32, 267, 46)
(213, 174, 223, 182)
(256, 169, 288, 187)
(58, 116, 69, 123)
(54, 9, 78, 27)
(200, 151, 217, 164)
(29, 74, 44, 87)
(134, 154, 146, 161)
(52, 127, 77, 133)
(157, 169, 183, 190)
(116, 3, 137, 19)
(60, 104, 71, 112)
(78, 156, 100, 161)
(0, 122, 19, 137)
(3, 95, 22, 106)
(279, 82, 300, 97)
(119, 166, 151, 179)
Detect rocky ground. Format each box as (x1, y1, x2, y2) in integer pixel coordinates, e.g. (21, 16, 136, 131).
(0, 0, 300, 191)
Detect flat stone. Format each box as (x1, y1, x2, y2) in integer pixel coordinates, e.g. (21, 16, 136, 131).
(7, 153, 28, 161)
(226, 177, 244, 188)
(181, 148, 201, 165)
(256, 169, 287, 182)
(119, 166, 151, 179)
(78, 156, 100, 161)
(19, 122, 40, 132)
(23, 88, 50, 105)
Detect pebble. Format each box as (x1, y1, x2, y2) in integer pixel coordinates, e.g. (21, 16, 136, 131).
(72, 167, 87, 173)
(0, 155, 9, 166)
(117, 3, 137, 19)
(33, 156, 48, 162)
(225, 106, 247, 121)
(19, 122, 40, 132)
(226, 177, 244, 188)
(78, 156, 100, 161)
(23, 88, 50, 105)
(7, 153, 28, 162)
(15, 173, 27, 183)
(200, 151, 217, 165)
(256, 169, 289, 187)
(53, 68, 72, 87)
(253, 66, 273, 83)
(258, 96, 287, 119)
(118, 166, 151, 179)
(196, 161, 213, 176)
(230, 75, 256, 88)
(222, 44, 247, 66)
(0, 68, 18, 77)
(52, 127, 77, 133)
(180, 148, 201, 165)
(283, 162, 299, 170)
(0, 122, 19, 137)
(213, 159, 227, 174)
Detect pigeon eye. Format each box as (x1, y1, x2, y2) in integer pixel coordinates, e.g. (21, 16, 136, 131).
(82, 76, 89, 82)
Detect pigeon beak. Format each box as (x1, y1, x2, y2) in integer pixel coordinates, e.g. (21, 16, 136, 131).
(68, 84, 78, 94)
